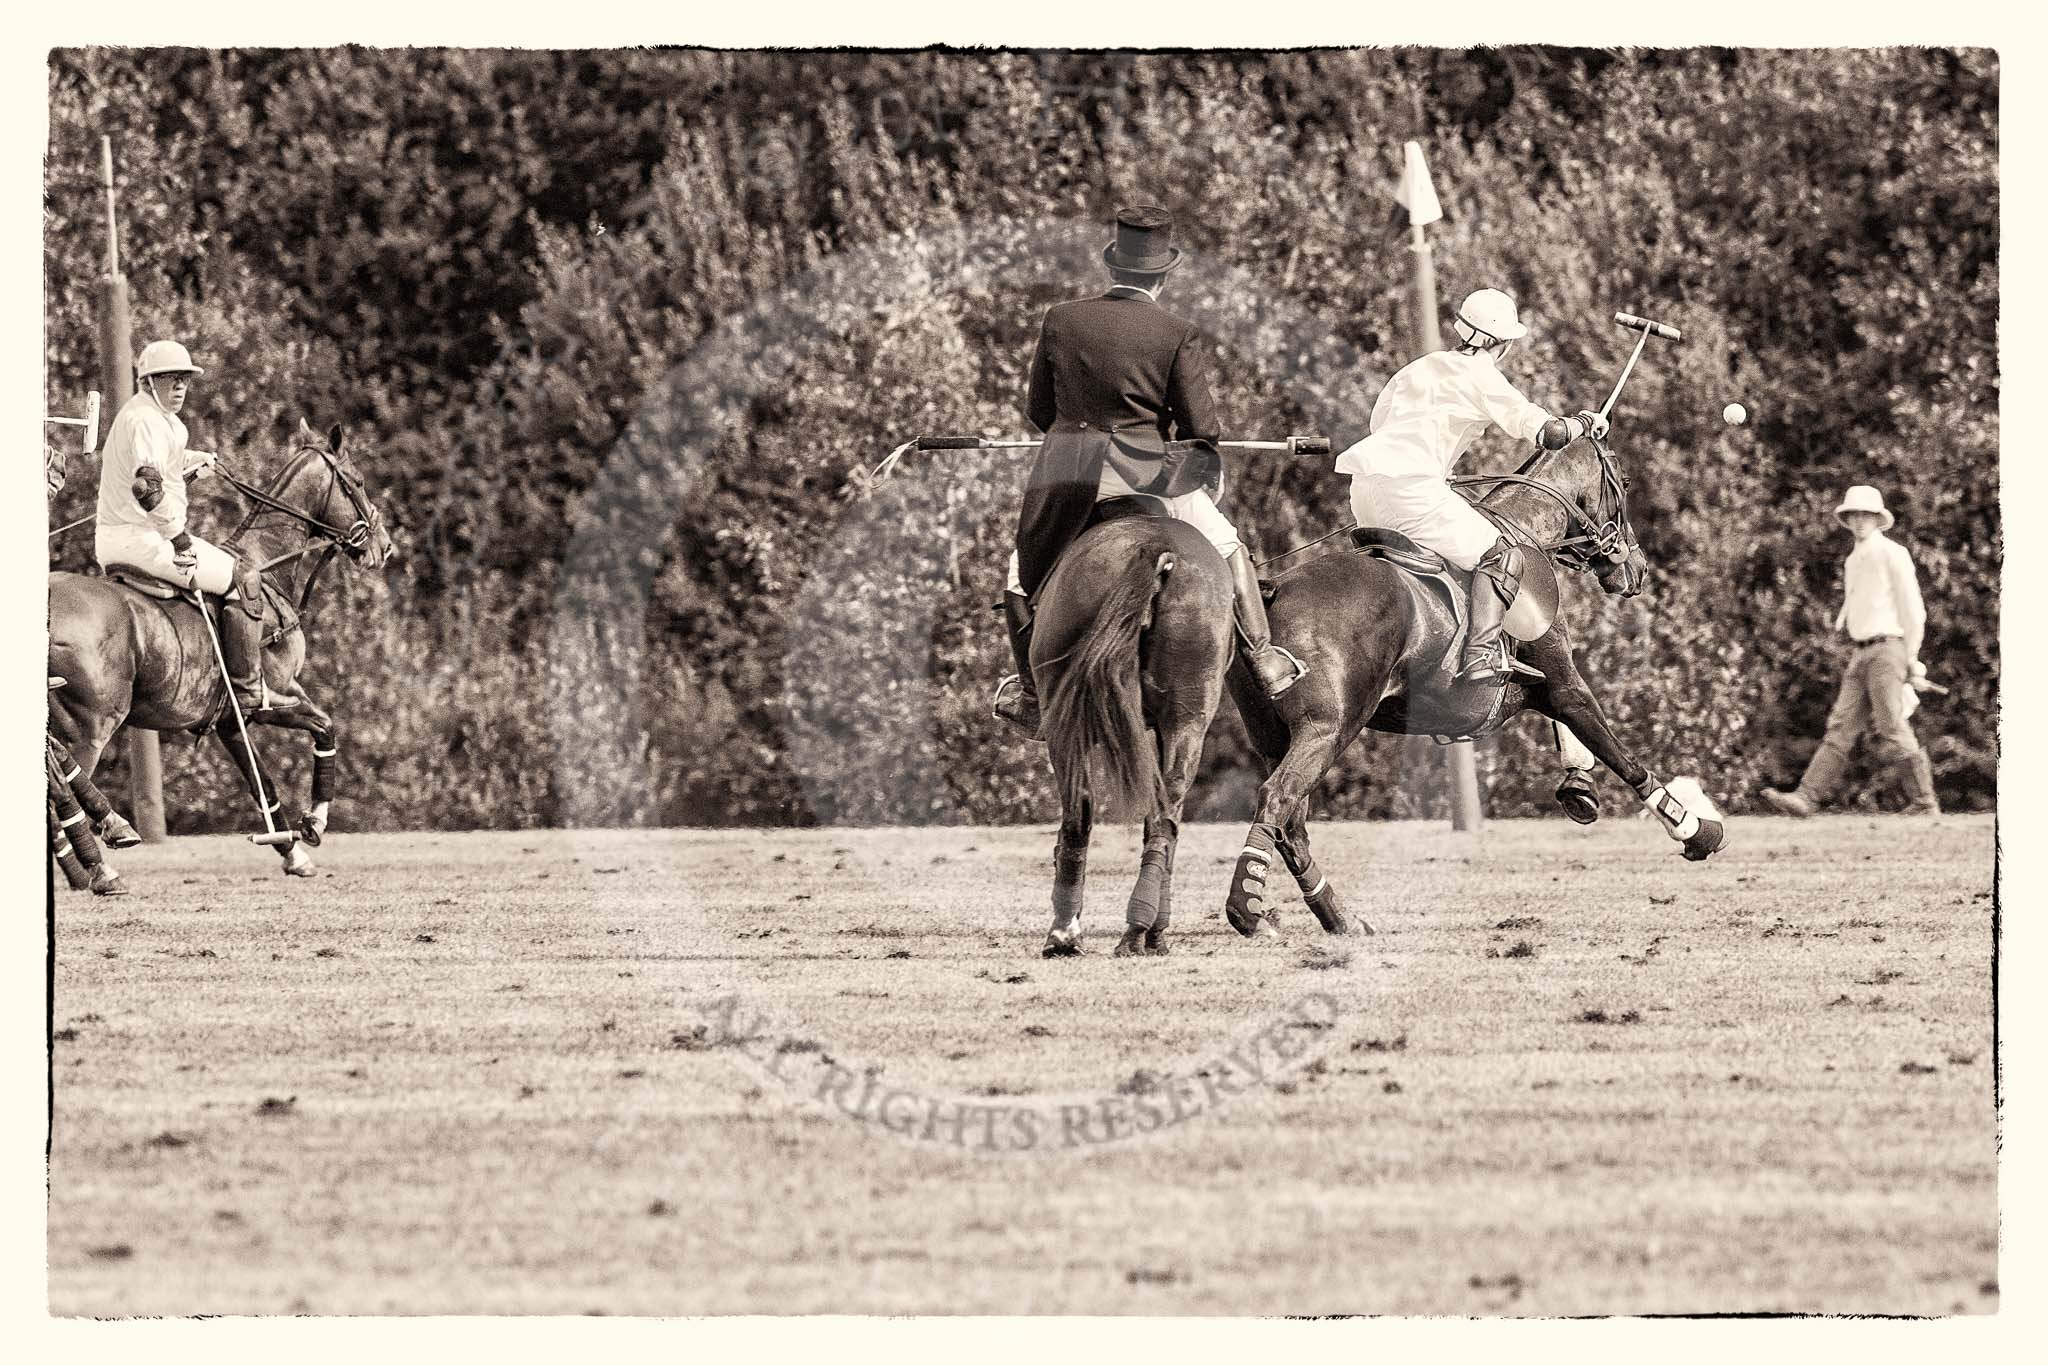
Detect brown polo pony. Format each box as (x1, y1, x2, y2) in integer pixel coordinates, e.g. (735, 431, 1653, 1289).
(48, 421, 393, 875)
(1033, 503, 1235, 958)
(1221, 432, 1726, 938)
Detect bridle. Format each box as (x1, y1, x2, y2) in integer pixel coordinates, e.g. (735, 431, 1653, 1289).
(219, 439, 382, 558)
(1450, 435, 1636, 575)
(216, 439, 385, 614)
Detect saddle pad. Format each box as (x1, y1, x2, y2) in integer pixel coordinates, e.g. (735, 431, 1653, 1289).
(106, 569, 300, 642)
(106, 568, 183, 599)
(1349, 526, 1449, 577)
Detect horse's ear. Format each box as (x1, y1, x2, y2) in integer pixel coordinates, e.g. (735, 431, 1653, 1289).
(298, 417, 315, 439)
(327, 423, 346, 454)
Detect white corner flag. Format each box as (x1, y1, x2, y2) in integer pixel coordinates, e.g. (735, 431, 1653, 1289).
(1396, 140, 1443, 227)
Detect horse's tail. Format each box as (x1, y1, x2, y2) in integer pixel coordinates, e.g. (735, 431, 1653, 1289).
(1041, 550, 1174, 821)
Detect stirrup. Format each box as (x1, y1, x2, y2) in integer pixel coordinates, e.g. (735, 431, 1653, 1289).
(235, 683, 298, 714)
(1251, 643, 1309, 698)
(991, 675, 1042, 737)
(1457, 649, 1544, 686)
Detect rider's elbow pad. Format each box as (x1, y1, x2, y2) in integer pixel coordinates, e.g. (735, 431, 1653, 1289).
(132, 467, 164, 510)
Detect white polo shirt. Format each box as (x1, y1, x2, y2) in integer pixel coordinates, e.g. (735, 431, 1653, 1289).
(1835, 532, 1925, 650)
(1336, 349, 1557, 482)
(96, 390, 207, 541)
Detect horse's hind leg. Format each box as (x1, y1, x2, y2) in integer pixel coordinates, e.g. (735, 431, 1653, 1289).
(1044, 755, 1091, 957)
(215, 716, 314, 877)
(1277, 807, 1367, 936)
(1122, 721, 1203, 957)
(1226, 719, 1342, 938)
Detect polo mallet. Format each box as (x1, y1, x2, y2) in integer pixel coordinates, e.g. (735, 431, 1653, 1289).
(1600, 313, 1684, 421)
(187, 589, 297, 848)
(872, 433, 1333, 482)
(45, 390, 102, 453)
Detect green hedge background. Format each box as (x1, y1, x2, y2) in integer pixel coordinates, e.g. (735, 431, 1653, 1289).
(44, 48, 1998, 830)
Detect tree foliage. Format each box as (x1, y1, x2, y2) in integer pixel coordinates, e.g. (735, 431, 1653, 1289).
(45, 48, 1998, 830)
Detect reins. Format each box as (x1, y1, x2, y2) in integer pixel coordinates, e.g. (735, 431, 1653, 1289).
(1258, 436, 1635, 575)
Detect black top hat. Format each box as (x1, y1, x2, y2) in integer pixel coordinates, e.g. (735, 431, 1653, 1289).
(1102, 205, 1183, 275)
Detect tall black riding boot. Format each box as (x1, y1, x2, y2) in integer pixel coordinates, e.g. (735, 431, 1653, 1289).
(1228, 547, 1307, 700)
(991, 592, 1042, 737)
(224, 561, 295, 714)
(1458, 538, 1544, 686)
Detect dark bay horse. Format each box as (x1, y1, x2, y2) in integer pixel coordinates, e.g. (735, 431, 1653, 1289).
(1222, 433, 1726, 937)
(1034, 504, 1235, 958)
(48, 421, 393, 875)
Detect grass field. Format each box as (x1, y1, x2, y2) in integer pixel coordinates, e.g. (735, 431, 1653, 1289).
(48, 814, 1997, 1317)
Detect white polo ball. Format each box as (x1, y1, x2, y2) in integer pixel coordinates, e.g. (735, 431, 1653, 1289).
(1722, 402, 1747, 425)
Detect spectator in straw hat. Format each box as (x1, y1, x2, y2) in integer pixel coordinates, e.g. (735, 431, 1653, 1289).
(1760, 485, 1939, 817)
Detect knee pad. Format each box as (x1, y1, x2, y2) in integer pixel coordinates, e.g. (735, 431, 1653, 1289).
(1476, 538, 1526, 591)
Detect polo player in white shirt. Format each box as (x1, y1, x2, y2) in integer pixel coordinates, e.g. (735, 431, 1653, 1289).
(95, 340, 296, 713)
(1337, 288, 1610, 685)
(1761, 485, 1938, 816)
(1337, 288, 1611, 821)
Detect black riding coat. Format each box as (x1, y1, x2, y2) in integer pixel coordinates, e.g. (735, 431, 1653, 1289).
(1013, 289, 1224, 597)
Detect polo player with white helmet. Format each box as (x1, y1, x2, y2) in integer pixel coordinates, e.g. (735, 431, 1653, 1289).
(95, 340, 295, 712)
(1337, 288, 1609, 686)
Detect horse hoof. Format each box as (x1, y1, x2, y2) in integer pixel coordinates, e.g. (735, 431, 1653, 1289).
(298, 815, 324, 848)
(1556, 776, 1600, 826)
(1042, 933, 1083, 958)
(99, 813, 143, 848)
(90, 870, 128, 897)
(282, 846, 316, 877)
(1113, 930, 1148, 958)
(1304, 887, 1349, 936)
(1145, 938, 1170, 957)
(1682, 818, 1726, 862)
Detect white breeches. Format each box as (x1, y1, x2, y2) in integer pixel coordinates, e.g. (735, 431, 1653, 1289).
(96, 524, 237, 595)
(1348, 472, 1501, 571)
(1006, 472, 1242, 595)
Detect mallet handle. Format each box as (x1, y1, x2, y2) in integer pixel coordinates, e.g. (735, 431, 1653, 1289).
(913, 435, 1331, 455)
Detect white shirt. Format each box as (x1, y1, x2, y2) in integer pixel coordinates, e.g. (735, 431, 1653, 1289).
(1835, 531, 1925, 659)
(1335, 349, 1557, 481)
(96, 390, 211, 542)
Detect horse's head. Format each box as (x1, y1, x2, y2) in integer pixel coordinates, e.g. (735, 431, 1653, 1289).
(268, 419, 396, 569)
(1552, 434, 1646, 599)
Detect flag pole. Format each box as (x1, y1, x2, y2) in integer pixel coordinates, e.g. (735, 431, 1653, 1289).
(1396, 138, 1484, 833)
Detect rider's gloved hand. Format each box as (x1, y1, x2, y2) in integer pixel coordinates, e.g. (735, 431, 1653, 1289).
(185, 450, 217, 480)
(171, 531, 197, 574)
(1576, 410, 1611, 442)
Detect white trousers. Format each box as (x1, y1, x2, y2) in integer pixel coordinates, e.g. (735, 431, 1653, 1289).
(1007, 468, 1242, 595)
(96, 524, 237, 595)
(1348, 472, 1501, 571)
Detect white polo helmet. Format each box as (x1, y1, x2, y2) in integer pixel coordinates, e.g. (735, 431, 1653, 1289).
(136, 340, 204, 381)
(1454, 288, 1529, 345)
(1834, 485, 1894, 531)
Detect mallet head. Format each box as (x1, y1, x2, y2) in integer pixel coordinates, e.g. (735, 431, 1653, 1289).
(1614, 312, 1682, 342)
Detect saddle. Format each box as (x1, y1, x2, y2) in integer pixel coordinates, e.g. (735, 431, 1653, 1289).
(1345, 526, 1561, 680)
(105, 567, 300, 647)
(1348, 527, 1470, 658)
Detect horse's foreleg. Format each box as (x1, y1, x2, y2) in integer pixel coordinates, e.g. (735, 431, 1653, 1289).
(260, 700, 338, 846)
(48, 755, 123, 896)
(1526, 636, 1725, 862)
(215, 717, 314, 877)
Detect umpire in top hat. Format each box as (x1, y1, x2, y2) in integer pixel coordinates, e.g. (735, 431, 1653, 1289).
(993, 205, 1306, 736)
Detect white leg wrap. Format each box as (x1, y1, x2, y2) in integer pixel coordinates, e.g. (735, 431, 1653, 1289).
(1554, 721, 1596, 772)
(1643, 786, 1701, 842)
